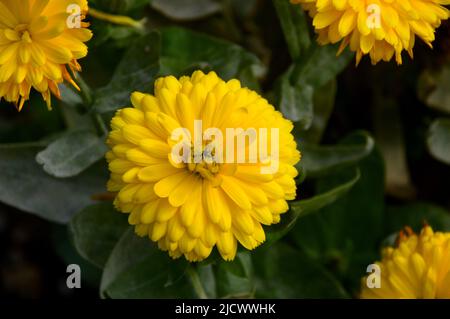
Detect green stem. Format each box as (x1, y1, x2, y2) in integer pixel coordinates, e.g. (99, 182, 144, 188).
(92, 112, 109, 137)
(73, 75, 108, 137)
(187, 265, 208, 299)
(89, 8, 147, 31)
(74, 74, 93, 108)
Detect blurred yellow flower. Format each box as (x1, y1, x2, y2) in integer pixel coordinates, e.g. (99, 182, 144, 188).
(361, 225, 450, 298)
(106, 71, 300, 262)
(0, 0, 92, 110)
(291, 0, 450, 65)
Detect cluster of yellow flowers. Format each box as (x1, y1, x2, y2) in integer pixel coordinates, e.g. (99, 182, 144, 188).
(1, 0, 449, 299)
(2, 0, 449, 107)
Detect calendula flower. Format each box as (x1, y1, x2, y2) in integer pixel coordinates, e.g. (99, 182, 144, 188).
(0, 0, 92, 110)
(361, 226, 450, 298)
(291, 0, 450, 65)
(106, 71, 300, 262)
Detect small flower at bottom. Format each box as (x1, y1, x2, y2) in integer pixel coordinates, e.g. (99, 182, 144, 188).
(361, 225, 450, 298)
(0, 0, 92, 110)
(106, 70, 301, 262)
(291, 0, 450, 65)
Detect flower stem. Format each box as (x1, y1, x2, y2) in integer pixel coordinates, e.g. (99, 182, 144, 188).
(73, 75, 108, 137)
(186, 265, 208, 299)
(92, 112, 109, 137)
(89, 8, 147, 30)
(74, 74, 93, 107)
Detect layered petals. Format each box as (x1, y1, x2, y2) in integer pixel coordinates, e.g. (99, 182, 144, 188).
(0, 0, 92, 109)
(106, 71, 301, 262)
(361, 226, 450, 298)
(291, 0, 450, 64)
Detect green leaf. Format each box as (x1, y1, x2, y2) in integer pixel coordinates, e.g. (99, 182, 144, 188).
(300, 131, 375, 177)
(160, 27, 265, 90)
(151, 0, 222, 21)
(60, 108, 97, 132)
(265, 168, 360, 244)
(36, 130, 107, 178)
(59, 84, 83, 107)
(272, 0, 311, 61)
(189, 264, 217, 298)
(70, 202, 129, 268)
(53, 225, 102, 287)
(214, 252, 255, 298)
(427, 118, 450, 165)
(278, 68, 314, 129)
(291, 44, 353, 88)
(94, 32, 160, 113)
(253, 242, 348, 298)
(0, 144, 107, 223)
(299, 79, 337, 144)
(90, 21, 145, 48)
(290, 148, 385, 291)
(385, 202, 450, 234)
(101, 228, 196, 298)
(276, 44, 352, 124)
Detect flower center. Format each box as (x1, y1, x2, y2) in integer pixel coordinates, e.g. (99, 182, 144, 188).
(187, 148, 221, 181)
(14, 24, 32, 43)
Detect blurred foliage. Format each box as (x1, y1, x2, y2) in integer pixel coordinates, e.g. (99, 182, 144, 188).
(1, 0, 450, 299)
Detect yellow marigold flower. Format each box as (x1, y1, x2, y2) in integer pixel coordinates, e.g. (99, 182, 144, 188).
(361, 226, 450, 299)
(291, 0, 450, 65)
(106, 71, 301, 262)
(0, 0, 92, 110)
